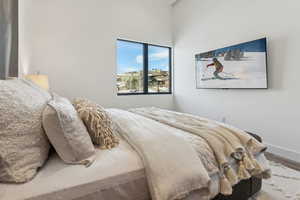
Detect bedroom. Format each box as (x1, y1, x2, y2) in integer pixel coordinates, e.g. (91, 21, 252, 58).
(0, 0, 299, 200)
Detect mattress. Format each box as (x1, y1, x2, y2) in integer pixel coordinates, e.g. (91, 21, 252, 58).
(0, 139, 270, 200)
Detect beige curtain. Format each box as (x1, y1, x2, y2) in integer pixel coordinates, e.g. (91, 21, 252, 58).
(0, 0, 18, 80)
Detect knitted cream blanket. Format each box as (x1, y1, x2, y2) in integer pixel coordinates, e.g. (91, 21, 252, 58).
(130, 107, 268, 195)
(107, 109, 211, 200)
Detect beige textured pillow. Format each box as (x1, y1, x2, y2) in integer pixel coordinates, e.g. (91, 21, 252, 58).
(0, 79, 51, 183)
(73, 98, 119, 149)
(42, 94, 95, 166)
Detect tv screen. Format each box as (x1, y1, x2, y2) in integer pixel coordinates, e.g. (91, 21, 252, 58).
(195, 38, 268, 89)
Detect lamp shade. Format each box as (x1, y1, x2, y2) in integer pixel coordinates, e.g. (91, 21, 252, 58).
(25, 74, 49, 90)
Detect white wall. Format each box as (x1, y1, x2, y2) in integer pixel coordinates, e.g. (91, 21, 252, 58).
(172, 0, 300, 161)
(20, 0, 300, 161)
(19, 0, 174, 109)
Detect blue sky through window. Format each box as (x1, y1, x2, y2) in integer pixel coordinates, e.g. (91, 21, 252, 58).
(117, 40, 143, 74)
(148, 45, 169, 71)
(117, 40, 169, 74)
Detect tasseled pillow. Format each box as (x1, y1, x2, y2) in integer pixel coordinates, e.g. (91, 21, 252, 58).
(73, 98, 119, 149)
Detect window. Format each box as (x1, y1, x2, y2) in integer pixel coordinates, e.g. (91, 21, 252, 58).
(117, 39, 172, 95)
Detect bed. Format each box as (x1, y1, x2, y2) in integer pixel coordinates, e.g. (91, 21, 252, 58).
(1, 80, 271, 200)
(1, 133, 268, 200)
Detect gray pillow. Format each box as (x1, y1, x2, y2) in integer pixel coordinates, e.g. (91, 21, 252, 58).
(42, 94, 95, 166)
(0, 79, 51, 183)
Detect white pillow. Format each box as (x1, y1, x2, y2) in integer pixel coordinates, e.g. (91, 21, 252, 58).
(0, 79, 51, 183)
(43, 94, 95, 166)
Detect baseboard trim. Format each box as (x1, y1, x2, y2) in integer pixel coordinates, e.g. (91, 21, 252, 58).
(265, 143, 300, 170)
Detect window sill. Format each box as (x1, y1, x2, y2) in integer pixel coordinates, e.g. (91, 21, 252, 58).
(117, 92, 172, 96)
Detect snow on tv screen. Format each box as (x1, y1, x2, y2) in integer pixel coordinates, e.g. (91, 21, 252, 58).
(195, 38, 268, 89)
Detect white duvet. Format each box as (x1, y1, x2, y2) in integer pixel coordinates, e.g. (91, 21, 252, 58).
(107, 108, 271, 200)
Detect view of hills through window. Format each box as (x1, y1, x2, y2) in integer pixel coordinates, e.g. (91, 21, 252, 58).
(148, 45, 170, 93)
(117, 40, 171, 94)
(117, 40, 144, 93)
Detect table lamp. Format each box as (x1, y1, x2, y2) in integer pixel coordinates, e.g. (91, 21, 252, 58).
(25, 74, 49, 90)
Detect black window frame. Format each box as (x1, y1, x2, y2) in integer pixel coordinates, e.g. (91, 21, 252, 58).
(117, 39, 172, 96)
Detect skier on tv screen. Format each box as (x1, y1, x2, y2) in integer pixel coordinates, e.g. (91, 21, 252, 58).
(206, 58, 224, 80)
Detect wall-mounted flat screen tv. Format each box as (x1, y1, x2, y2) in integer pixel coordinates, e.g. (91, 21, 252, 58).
(195, 38, 268, 89)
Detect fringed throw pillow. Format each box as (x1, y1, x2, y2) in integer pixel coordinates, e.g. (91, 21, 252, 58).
(73, 98, 119, 149)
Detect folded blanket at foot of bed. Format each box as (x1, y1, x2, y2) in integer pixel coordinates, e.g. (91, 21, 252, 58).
(107, 108, 271, 200)
(108, 109, 211, 200)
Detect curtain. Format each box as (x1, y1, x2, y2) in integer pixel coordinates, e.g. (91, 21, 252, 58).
(0, 0, 18, 80)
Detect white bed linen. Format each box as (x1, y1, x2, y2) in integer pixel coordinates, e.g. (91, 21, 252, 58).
(0, 138, 270, 200)
(0, 140, 143, 200)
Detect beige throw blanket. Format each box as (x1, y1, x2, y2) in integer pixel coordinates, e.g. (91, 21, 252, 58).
(130, 107, 268, 195)
(107, 109, 211, 200)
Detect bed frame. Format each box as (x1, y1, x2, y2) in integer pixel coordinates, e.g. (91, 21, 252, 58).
(212, 132, 263, 200)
